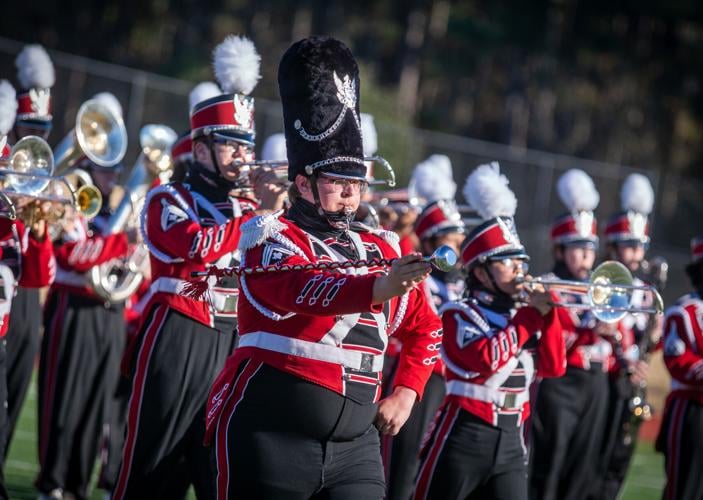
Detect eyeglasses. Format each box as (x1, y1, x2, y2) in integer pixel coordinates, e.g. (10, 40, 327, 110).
(490, 258, 529, 274)
(214, 140, 252, 155)
(318, 175, 368, 193)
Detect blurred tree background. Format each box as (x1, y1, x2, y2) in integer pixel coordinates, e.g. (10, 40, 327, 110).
(3, 0, 703, 178)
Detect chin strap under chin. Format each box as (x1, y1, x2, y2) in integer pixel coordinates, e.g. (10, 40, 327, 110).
(206, 135, 236, 185)
(308, 174, 355, 230)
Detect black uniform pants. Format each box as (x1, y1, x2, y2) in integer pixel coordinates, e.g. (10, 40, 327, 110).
(96, 374, 130, 492)
(592, 375, 640, 500)
(213, 362, 386, 500)
(414, 402, 527, 500)
(112, 305, 235, 500)
(659, 398, 703, 500)
(36, 290, 125, 500)
(529, 366, 609, 500)
(5, 286, 40, 458)
(382, 371, 445, 500)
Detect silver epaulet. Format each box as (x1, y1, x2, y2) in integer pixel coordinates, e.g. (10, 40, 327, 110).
(237, 209, 287, 251)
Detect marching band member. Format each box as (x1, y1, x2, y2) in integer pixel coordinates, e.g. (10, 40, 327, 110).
(36, 135, 132, 499)
(414, 163, 565, 500)
(529, 169, 612, 500)
(0, 79, 54, 500)
(113, 35, 284, 499)
(596, 173, 661, 499)
(657, 236, 703, 500)
(204, 36, 442, 499)
(5, 44, 55, 460)
(383, 169, 465, 500)
(97, 80, 222, 496)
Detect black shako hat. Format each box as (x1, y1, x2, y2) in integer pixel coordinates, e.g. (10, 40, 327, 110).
(279, 36, 366, 183)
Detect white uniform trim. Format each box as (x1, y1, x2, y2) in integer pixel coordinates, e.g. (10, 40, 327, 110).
(54, 268, 88, 288)
(238, 331, 384, 372)
(445, 379, 530, 409)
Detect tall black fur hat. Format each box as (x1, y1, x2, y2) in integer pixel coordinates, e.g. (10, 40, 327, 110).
(279, 36, 366, 182)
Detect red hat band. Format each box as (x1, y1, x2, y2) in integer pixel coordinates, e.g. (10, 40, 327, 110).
(190, 94, 255, 140)
(170, 132, 192, 164)
(605, 212, 650, 244)
(415, 200, 464, 241)
(16, 89, 52, 121)
(461, 217, 525, 267)
(692, 237, 703, 263)
(550, 212, 598, 244)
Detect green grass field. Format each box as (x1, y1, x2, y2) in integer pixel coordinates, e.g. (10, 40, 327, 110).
(5, 375, 666, 499)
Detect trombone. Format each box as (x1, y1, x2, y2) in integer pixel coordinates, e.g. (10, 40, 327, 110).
(0, 136, 103, 222)
(517, 260, 664, 323)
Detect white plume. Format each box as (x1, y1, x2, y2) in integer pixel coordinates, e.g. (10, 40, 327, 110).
(557, 169, 600, 212)
(15, 45, 55, 89)
(463, 162, 517, 220)
(212, 35, 261, 95)
(0, 80, 17, 136)
(261, 133, 287, 161)
(189, 81, 221, 111)
(92, 92, 123, 118)
(621, 173, 654, 215)
(409, 154, 457, 203)
(360, 113, 378, 156)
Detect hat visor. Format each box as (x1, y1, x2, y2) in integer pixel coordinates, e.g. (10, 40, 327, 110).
(486, 249, 531, 262)
(16, 119, 52, 132)
(561, 239, 598, 249)
(211, 131, 255, 147)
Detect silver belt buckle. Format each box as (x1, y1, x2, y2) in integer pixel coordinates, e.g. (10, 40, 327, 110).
(502, 393, 517, 409)
(359, 353, 374, 372)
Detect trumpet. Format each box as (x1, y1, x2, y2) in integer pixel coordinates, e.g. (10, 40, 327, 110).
(54, 98, 127, 175)
(0, 136, 102, 222)
(517, 260, 664, 323)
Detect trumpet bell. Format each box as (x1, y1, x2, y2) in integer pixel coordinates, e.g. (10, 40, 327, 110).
(427, 245, 457, 272)
(7, 136, 54, 195)
(589, 260, 633, 323)
(75, 185, 103, 219)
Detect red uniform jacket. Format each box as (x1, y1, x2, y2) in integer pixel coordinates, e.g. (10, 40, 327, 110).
(662, 292, 703, 404)
(205, 212, 442, 442)
(440, 297, 565, 426)
(139, 183, 255, 327)
(51, 214, 129, 301)
(0, 217, 54, 335)
(549, 283, 615, 371)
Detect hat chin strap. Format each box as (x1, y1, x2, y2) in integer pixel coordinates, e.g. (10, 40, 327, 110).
(482, 262, 515, 305)
(309, 173, 355, 230)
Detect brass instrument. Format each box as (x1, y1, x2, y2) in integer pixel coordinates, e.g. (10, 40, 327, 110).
(518, 260, 665, 323)
(54, 98, 127, 175)
(0, 136, 102, 223)
(89, 124, 177, 303)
